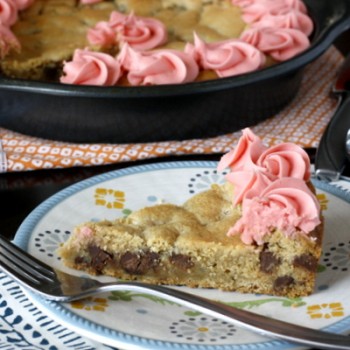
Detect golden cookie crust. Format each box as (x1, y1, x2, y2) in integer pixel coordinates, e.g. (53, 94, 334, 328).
(59, 182, 323, 297)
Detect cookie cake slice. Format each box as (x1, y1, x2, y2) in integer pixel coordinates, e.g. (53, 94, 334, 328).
(58, 129, 323, 297)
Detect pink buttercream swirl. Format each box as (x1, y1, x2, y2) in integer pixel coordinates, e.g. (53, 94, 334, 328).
(12, 0, 34, 10)
(239, 0, 307, 23)
(218, 129, 319, 244)
(118, 44, 199, 85)
(232, 0, 307, 12)
(80, 0, 103, 4)
(0, 23, 19, 58)
(218, 128, 311, 204)
(87, 21, 116, 48)
(87, 11, 168, 51)
(0, 0, 18, 26)
(0, 0, 36, 57)
(231, 0, 257, 7)
(240, 27, 310, 61)
(60, 49, 122, 86)
(217, 128, 267, 172)
(228, 178, 321, 245)
(226, 170, 274, 206)
(185, 34, 265, 78)
(250, 10, 313, 36)
(257, 142, 311, 181)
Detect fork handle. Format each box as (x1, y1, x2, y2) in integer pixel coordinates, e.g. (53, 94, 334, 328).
(97, 281, 350, 349)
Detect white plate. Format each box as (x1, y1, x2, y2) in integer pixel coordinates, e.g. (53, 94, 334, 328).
(13, 161, 350, 350)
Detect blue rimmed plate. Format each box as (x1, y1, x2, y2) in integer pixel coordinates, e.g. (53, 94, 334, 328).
(10, 161, 350, 350)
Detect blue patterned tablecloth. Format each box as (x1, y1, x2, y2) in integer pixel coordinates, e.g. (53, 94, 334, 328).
(0, 272, 116, 350)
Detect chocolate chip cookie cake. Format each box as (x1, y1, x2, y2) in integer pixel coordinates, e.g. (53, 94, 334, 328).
(58, 129, 323, 297)
(0, 0, 313, 85)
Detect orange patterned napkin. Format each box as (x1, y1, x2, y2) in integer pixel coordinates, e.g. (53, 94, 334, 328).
(0, 46, 343, 173)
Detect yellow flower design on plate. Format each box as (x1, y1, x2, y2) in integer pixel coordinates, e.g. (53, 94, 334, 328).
(95, 188, 125, 209)
(71, 297, 109, 312)
(307, 302, 344, 319)
(316, 193, 328, 211)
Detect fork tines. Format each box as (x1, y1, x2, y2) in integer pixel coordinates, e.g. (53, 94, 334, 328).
(0, 235, 56, 286)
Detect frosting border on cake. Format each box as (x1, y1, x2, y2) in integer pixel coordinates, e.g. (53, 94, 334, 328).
(0, 0, 313, 86)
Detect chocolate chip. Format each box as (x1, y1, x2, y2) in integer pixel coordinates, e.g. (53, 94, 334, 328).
(273, 276, 294, 291)
(169, 254, 194, 270)
(120, 251, 160, 275)
(260, 251, 281, 273)
(293, 254, 318, 272)
(88, 245, 113, 273)
(74, 256, 87, 265)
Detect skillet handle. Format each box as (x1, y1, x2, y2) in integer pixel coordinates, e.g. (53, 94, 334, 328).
(318, 0, 350, 43)
(312, 0, 350, 48)
(315, 91, 350, 181)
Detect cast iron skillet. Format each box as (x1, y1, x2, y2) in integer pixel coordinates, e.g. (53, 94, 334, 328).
(0, 0, 349, 144)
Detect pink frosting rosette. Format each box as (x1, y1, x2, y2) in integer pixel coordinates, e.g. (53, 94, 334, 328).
(218, 128, 312, 205)
(12, 0, 34, 10)
(240, 27, 310, 61)
(217, 128, 267, 172)
(118, 44, 199, 86)
(257, 142, 311, 181)
(80, 0, 103, 3)
(87, 11, 168, 51)
(185, 34, 265, 78)
(232, 0, 306, 12)
(250, 10, 313, 36)
(231, 0, 256, 7)
(0, 0, 18, 26)
(226, 170, 274, 206)
(87, 21, 116, 48)
(0, 23, 19, 58)
(239, 0, 307, 23)
(60, 49, 122, 86)
(284, 0, 307, 12)
(228, 177, 321, 245)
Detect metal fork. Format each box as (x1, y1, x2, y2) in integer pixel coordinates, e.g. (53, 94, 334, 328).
(1, 235, 349, 350)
